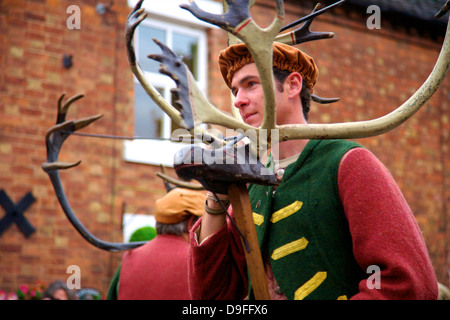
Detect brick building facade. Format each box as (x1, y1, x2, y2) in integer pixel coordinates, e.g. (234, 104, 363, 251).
(0, 0, 448, 297)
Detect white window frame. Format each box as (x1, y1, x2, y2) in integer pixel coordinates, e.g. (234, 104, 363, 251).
(122, 213, 156, 243)
(124, 0, 221, 167)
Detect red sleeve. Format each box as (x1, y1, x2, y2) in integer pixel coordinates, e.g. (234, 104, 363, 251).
(338, 147, 438, 300)
(188, 209, 248, 300)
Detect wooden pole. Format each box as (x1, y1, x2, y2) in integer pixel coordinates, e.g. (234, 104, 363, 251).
(228, 183, 270, 300)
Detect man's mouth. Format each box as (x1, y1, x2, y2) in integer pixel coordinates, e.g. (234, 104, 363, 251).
(243, 112, 257, 122)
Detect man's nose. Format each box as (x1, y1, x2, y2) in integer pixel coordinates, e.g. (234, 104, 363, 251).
(233, 91, 249, 109)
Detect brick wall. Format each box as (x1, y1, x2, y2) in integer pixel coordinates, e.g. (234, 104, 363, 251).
(0, 0, 137, 295)
(0, 0, 448, 296)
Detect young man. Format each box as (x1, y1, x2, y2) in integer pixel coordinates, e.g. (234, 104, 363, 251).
(187, 42, 438, 300)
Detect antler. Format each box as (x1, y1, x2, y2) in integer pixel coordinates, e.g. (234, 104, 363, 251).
(279, 10, 450, 140)
(125, 0, 234, 146)
(156, 165, 204, 191)
(129, 1, 340, 153)
(182, 0, 284, 131)
(275, 2, 339, 45)
(435, 0, 450, 18)
(126, 0, 449, 155)
(42, 94, 147, 251)
(125, 2, 181, 124)
(273, 1, 344, 106)
(147, 38, 247, 132)
(42, 93, 103, 172)
(176, 0, 449, 146)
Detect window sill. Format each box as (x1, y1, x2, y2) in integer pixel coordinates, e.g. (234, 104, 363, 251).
(123, 139, 186, 167)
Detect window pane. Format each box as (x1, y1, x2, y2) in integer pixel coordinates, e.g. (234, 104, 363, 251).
(172, 33, 198, 79)
(138, 25, 166, 73)
(134, 83, 165, 138)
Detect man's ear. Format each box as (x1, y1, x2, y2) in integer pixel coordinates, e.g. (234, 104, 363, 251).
(286, 72, 302, 98)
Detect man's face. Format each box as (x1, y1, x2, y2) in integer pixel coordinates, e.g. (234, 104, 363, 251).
(230, 63, 296, 127)
(231, 63, 265, 127)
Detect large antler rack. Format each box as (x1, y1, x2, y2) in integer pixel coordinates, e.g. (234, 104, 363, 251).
(124, 0, 341, 156)
(42, 94, 147, 252)
(42, 0, 450, 253)
(126, 0, 450, 158)
(41, 93, 204, 252)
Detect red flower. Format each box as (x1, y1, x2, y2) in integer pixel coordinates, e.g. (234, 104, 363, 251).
(19, 284, 29, 294)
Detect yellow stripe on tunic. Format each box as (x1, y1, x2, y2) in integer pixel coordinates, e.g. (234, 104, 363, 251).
(270, 201, 303, 223)
(271, 237, 309, 260)
(253, 212, 264, 226)
(294, 272, 327, 300)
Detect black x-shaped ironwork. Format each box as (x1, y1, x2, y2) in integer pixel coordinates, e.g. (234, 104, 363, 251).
(0, 189, 36, 238)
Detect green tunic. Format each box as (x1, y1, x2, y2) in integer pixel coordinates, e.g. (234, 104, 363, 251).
(248, 139, 366, 300)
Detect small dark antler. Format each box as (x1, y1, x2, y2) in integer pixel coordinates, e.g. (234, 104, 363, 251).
(435, 0, 450, 19)
(276, 2, 340, 45)
(180, 0, 251, 32)
(280, 0, 344, 32)
(56, 93, 84, 124)
(148, 39, 197, 130)
(311, 95, 340, 104)
(157, 165, 204, 191)
(125, 0, 147, 65)
(43, 94, 103, 172)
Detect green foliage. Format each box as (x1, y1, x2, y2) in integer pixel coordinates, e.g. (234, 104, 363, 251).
(129, 226, 157, 242)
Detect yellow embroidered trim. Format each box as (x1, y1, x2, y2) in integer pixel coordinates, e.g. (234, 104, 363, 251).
(253, 212, 264, 226)
(270, 201, 303, 223)
(337, 295, 348, 300)
(271, 237, 309, 260)
(294, 272, 327, 300)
